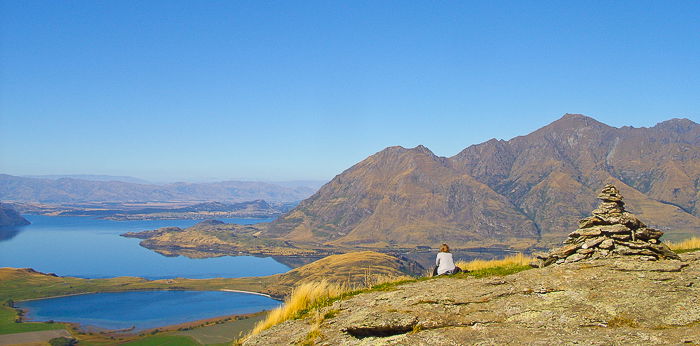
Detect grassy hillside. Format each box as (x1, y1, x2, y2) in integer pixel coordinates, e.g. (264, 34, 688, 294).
(0, 305, 66, 335)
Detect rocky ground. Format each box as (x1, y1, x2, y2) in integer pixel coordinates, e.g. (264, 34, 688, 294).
(245, 251, 700, 345)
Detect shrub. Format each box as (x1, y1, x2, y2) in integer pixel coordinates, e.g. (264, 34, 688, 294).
(48, 337, 77, 346)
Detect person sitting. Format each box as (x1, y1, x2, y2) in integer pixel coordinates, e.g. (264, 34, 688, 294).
(434, 243, 463, 276)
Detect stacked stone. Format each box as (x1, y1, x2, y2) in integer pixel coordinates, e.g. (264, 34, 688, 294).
(533, 184, 680, 267)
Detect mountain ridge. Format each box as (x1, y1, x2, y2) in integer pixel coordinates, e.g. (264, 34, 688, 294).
(262, 114, 700, 249)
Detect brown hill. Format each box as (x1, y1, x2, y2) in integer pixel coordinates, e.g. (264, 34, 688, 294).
(264, 114, 699, 249)
(265, 145, 539, 249)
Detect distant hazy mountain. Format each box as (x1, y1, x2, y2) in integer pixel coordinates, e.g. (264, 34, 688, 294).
(0, 203, 30, 227)
(23, 174, 152, 184)
(264, 114, 700, 248)
(0, 175, 318, 203)
(271, 180, 328, 191)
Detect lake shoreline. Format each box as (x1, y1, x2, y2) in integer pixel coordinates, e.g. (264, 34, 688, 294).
(15, 287, 278, 303)
(9, 304, 270, 343)
(1, 215, 291, 280)
(15, 290, 281, 334)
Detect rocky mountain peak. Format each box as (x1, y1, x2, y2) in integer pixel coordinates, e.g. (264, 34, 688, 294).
(410, 144, 434, 154)
(656, 117, 697, 127)
(353, 144, 446, 175)
(653, 117, 699, 136)
(373, 144, 438, 158)
(562, 113, 589, 120)
(533, 113, 612, 137)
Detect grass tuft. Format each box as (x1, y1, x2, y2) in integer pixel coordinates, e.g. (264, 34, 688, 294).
(455, 253, 534, 272)
(240, 273, 411, 344)
(242, 280, 346, 342)
(666, 237, 700, 254)
(459, 264, 532, 278)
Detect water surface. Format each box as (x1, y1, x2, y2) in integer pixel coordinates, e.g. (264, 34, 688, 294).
(0, 215, 289, 279)
(17, 290, 280, 331)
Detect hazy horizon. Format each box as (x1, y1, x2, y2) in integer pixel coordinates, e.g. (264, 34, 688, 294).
(4, 173, 328, 186)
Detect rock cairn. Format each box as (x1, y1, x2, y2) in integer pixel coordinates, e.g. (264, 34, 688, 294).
(533, 184, 680, 267)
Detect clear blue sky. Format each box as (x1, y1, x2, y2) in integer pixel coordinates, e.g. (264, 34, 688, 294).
(1, 1, 698, 182)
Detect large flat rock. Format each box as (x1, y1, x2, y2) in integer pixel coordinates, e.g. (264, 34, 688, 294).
(246, 251, 700, 345)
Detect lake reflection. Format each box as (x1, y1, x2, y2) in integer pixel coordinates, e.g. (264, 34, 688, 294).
(0, 226, 25, 241)
(0, 215, 290, 279)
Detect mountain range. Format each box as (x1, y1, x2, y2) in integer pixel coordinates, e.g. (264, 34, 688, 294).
(262, 114, 699, 249)
(0, 175, 320, 203)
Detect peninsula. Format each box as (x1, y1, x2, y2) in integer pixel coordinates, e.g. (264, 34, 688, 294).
(0, 204, 30, 227)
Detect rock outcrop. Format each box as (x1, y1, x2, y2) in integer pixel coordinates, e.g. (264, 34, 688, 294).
(533, 184, 680, 267)
(244, 251, 700, 345)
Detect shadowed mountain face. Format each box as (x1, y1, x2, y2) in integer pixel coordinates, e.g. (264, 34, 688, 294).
(266, 114, 700, 248)
(0, 203, 30, 227)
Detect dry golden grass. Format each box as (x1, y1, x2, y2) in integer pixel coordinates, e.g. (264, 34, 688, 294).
(455, 253, 534, 272)
(666, 237, 700, 252)
(242, 280, 347, 342)
(240, 272, 412, 344)
(361, 273, 412, 288)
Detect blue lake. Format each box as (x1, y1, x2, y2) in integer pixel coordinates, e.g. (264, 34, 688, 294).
(0, 215, 290, 279)
(17, 290, 281, 331)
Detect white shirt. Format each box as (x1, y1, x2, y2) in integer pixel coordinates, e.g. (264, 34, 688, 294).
(436, 252, 456, 275)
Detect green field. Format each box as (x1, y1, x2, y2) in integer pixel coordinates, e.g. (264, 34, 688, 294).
(0, 305, 67, 335)
(173, 312, 267, 345)
(121, 334, 200, 345)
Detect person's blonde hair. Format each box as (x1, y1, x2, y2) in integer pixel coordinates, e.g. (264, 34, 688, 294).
(439, 244, 450, 253)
